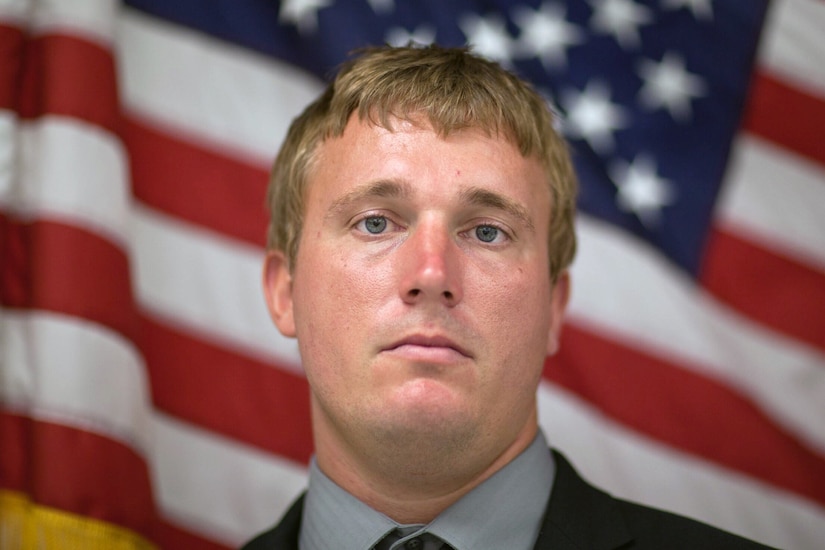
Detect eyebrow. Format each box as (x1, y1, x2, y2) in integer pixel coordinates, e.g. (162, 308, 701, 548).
(459, 186, 535, 231)
(326, 180, 535, 231)
(326, 180, 411, 219)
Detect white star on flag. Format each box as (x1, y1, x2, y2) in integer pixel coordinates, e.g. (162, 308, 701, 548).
(590, 0, 653, 50)
(562, 80, 629, 155)
(279, 0, 333, 34)
(610, 153, 677, 228)
(637, 51, 707, 121)
(512, 2, 585, 70)
(459, 12, 516, 66)
(386, 25, 437, 47)
(367, 0, 395, 15)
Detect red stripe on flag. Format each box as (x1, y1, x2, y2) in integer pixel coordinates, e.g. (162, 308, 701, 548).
(0, 412, 159, 542)
(701, 227, 825, 353)
(12, 33, 119, 134)
(159, 521, 233, 550)
(0, 214, 137, 342)
(141, 315, 313, 464)
(0, 215, 312, 465)
(0, 30, 269, 248)
(744, 71, 825, 168)
(545, 324, 825, 507)
(125, 116, 269, 248)
(0, 410, 28, 494)
(0, 24, 26, 109)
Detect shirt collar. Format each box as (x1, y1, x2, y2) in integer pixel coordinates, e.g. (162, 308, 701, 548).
(299, 431, 555, 550)
(299, 460, 396, 550)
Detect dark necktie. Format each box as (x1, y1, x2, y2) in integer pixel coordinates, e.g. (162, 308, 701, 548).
(373, 529, 453, 550)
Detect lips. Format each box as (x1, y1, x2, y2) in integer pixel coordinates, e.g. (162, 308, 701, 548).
(384, 334, 473, 360)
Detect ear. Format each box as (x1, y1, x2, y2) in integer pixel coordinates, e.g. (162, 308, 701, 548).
(262, 250, 297, 338)
(546, 271, 570, 356)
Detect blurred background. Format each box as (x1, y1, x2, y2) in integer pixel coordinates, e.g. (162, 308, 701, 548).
(1, 0, 823, 548)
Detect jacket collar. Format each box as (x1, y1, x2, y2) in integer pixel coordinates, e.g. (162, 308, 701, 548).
(533, 450, 633, 549)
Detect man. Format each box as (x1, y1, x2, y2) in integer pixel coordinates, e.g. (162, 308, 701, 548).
(245, 45, 771, 550)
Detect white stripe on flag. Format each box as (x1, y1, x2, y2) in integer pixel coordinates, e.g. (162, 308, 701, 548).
(0, 309, 154, 455)
(153, 411, 308, 547)
(24, 0, 117, 45)
(133, 203, 303, 372)
(0, 111, 16, 195)
(119, 8, 324, 164)
(0, 309, 306, 546)
(0, 0, 29, 25)
(718, 134, 825, 270)
(0, 117, 131, 249)
(537, 381, 825, 550)
(571, 215, 825, 453)
(759, 0, 825, 95)
(0, 117, 302, 371)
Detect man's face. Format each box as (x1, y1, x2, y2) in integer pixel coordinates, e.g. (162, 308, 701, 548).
(264, 114, 568, 464)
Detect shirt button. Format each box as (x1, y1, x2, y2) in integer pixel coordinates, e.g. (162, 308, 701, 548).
(404, 538, 423, 550)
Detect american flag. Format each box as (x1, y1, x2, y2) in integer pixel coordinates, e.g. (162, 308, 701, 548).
(1, 0, 823, 548)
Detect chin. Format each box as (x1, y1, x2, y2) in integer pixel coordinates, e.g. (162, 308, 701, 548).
(386, 377, 467, 414)
(371, 395, 477, 447)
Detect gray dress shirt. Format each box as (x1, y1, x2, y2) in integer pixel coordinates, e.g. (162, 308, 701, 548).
(298, 431, 556, 550)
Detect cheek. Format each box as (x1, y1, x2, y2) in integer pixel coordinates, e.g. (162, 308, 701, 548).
(473, 262, 552, 320)
(293, 248, 392, 349)
(471, 265, 554, 367)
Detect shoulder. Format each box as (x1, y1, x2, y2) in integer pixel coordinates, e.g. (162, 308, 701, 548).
(613, 498, 775, 549)
(239, 495, 304, 550)
(540, 450, 776, 550)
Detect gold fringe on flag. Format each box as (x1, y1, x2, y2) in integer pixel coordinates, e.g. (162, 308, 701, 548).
(0, 490, 157, 550)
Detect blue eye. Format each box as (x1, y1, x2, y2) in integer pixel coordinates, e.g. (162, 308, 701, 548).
(363, 216, 387, 234)
(475, 225, 499, 243)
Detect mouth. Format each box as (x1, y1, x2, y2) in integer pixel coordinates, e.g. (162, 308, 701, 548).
(383, 334, 473, 362)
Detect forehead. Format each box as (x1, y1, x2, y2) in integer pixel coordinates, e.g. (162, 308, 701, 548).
(307, 114, 550, 208)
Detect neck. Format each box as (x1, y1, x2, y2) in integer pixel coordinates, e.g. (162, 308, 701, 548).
(312, 406, 539, 524)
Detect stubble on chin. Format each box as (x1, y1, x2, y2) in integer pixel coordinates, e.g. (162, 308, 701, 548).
(354, 404, 483, 480)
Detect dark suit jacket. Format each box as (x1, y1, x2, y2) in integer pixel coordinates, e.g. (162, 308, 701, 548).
(241, 450, 775, 549)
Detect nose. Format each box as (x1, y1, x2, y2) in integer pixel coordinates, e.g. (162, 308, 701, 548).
(398, 220, 463, 307)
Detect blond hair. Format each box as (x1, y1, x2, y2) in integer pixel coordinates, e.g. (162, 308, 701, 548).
(267, 45, 577, 281)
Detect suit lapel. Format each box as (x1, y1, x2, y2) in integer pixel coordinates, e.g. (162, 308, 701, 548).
(532, 451, 633, 550)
